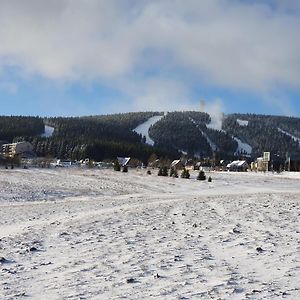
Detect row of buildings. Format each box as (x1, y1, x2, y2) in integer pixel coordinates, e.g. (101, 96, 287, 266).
(0, 141, 34, 158)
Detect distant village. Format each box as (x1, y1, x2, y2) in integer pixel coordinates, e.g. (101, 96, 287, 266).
(1, 140, 300, 172)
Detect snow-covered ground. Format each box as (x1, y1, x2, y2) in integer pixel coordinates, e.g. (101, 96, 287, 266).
(278, 128, 300, 146)
(41, 125, 55, 138)
(0, 168, 299, 299)
(133, 115, 164, 146)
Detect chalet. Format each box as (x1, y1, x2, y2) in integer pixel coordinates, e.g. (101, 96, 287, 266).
(185, 159, 195, 170)
(194, 162, 202, 170)
(117, 157, 131, 167)
(170, 159, 184, 170)
(227, 160, 249, 172)
(148, 159, 161, 168)
(55, 160, 75, 167)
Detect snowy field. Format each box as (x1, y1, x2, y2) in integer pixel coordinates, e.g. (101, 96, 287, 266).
(0, 168, 299, 299)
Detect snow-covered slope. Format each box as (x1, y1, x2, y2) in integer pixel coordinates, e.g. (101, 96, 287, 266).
(189, 117, 217, 152)
(234, 137, 252, 156)
(133, 115, 164, 146)
(278, 128, 300, 146)
(41, 125, 55, 138)
(0, 169, 299, 299)
(237, 119, 249, 126)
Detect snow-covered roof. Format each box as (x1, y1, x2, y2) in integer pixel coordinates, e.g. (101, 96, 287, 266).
(227, 160, 248, 168)
(171, 160, 182, 167)
(117, 157, 131, 166)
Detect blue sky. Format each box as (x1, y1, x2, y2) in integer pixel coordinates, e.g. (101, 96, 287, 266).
(0, 0, 300, 117)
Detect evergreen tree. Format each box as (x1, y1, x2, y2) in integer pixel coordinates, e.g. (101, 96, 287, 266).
(162, 166, 168, 176)
(181, 168, 190, 179)
(114, 159, 121, 171)
(197, 170, 206, 181)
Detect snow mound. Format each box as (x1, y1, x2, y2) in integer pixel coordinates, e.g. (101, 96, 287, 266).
(133, 115, 164, 146)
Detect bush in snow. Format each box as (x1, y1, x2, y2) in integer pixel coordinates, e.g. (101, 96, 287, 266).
(158, 166, 168, 176)
(181, 168, 190, 179)
(162, 166, 168, 176)
(114, 160, 121, 171)
(197, 170, 206, 181)
(122, 165, 128, 172)
(169, 167, 178, 178)
(208, 176, 212, 182)
(158, 167, 163, 176)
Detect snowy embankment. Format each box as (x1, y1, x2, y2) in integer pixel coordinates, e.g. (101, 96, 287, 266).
(278, 128, 300, 146)
(133, 115, 164, 146)
(41, 125, 55, 138)
(0, 169, 299, 299)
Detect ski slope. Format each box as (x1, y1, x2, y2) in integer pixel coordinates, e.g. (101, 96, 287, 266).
(41, 125, 55, 138)
(234, 137, 252, 156)
(133, 115, 164, 146)
(278, 128, 300, 146)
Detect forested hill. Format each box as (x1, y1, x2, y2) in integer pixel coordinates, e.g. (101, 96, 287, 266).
(0, 112, 300, 162)
(223, 114, 300, 158)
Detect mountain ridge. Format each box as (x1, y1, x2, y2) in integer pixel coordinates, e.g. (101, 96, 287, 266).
(1, 111, 299, 162)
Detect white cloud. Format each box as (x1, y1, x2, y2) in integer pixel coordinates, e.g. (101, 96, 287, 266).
(0, 0, 299, 108)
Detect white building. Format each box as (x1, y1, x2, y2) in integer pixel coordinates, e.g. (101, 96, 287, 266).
(2, 142, 34, 157)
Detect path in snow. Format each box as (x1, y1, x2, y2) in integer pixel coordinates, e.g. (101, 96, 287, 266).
(133, 115, 164, 146)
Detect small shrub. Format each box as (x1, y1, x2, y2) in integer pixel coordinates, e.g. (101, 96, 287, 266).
(174, 169, 178, 178)
(169, 167, 175, 177)
(208, 176, 212, 182)
(122, 165, 128, 172)
(197, 170, 206, 181)
(162, 166, 168, 176)
(170, 167, 179, 178)
(181, 168, 190, 179)
(158, 167, 163, 176)
(158, 166, 168, 176)
(185, 169, 190, 179)
(147, 170, 151, 175)
(114, 160, 121, 171)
